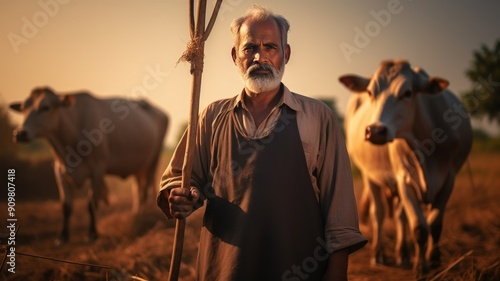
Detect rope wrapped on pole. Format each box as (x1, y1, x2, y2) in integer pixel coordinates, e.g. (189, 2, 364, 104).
(178, 36, 204, 73)
(168, 1, 223, 280)
(179, 0, 221, 73)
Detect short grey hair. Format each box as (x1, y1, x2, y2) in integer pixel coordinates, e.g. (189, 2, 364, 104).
(230, 5, 290, 50)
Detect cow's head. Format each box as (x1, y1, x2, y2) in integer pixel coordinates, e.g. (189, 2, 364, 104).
(339, 60, 449, 145)
(9, 87, 75, 142)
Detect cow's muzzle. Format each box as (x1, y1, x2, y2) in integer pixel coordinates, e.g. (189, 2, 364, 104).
(13, 129, 31, 143)
(365, 125, 388, 145)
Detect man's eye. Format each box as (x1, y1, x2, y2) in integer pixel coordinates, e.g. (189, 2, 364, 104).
(243, 45, 255, 51)
(243, 47, 255, 54)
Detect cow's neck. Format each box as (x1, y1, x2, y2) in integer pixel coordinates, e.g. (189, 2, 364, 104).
(407, 95, 435, 152)
(46, 110, 80, 165)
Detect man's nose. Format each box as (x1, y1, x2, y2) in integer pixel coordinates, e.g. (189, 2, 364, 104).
(253, 52, 268, 64)
(253, 53, 261, 62)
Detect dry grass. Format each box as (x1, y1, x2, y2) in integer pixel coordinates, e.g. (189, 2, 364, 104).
(1, 148, 499, 281)
(348, 149, 500, 281)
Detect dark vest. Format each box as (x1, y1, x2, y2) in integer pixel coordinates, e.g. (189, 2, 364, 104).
(198, 105, 327, 281)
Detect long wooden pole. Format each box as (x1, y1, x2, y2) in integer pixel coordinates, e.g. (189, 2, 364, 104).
(168, 1, 222, 280)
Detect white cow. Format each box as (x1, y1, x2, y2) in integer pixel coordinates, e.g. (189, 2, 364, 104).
(339, 60, 472, 276)
(10, 87, 169, 243)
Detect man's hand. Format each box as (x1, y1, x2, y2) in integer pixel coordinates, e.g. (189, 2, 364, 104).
(165, 187, 200, 219)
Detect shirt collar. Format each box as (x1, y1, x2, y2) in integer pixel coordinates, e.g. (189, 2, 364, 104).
(233, 83, 302, 112)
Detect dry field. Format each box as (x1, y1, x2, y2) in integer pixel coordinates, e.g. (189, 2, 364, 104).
(1, 148, 499, 281)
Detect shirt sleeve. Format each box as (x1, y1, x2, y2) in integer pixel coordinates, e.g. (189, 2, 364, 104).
(157, 104, 215, 219)
(316, 105, 367, 254)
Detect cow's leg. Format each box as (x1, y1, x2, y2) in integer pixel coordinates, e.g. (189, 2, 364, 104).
(88, 173, 109, 242)
(358, 182, 371, 225)
(394, 197, 411, 268)
(54, 164, 73, 245)
(86, 198, 98, 242)
(130, 177, 140, 214)
(396, 174, 429, 276)
(365, 176, 386, 265)
(87, 188, 99, 242)
(426, 173, 454, 269)
(138, 171, 150, 204)
(129, 171, 148, 214)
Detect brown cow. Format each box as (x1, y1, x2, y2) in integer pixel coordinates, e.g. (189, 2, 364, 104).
(10, 87, 168, 243)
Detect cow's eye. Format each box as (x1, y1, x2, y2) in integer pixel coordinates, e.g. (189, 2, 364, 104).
(402, 90, 412, 98)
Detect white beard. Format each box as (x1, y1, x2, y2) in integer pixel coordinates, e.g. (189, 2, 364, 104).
(237, 61, 284, 94)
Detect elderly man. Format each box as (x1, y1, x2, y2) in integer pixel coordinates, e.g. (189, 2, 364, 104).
(158, 5, 366, 281)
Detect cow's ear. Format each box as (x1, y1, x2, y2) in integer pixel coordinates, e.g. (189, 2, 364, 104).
(60, 95, 75, 107)
(422, 77, 449, 95)
(9, 102, 22, 112)
(339, 75, 370, 93)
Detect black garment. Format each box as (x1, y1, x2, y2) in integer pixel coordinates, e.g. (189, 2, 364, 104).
(198, 106, 328, 281)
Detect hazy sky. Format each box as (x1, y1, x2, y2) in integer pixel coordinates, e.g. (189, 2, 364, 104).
(1, 0, 499, 147)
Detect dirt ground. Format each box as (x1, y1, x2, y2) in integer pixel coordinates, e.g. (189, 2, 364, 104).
(1, 150, 499, 281)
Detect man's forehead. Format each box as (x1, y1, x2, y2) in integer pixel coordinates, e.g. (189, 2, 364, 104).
(238, 18, 280, 42)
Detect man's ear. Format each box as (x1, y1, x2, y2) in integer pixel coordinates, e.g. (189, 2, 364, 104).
(284, 44, 291, 64)
(60, 95, 75, 107)
(231, 47, 237, 64)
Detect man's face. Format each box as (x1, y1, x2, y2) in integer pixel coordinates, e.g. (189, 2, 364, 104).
(232, 18, 290, 94)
